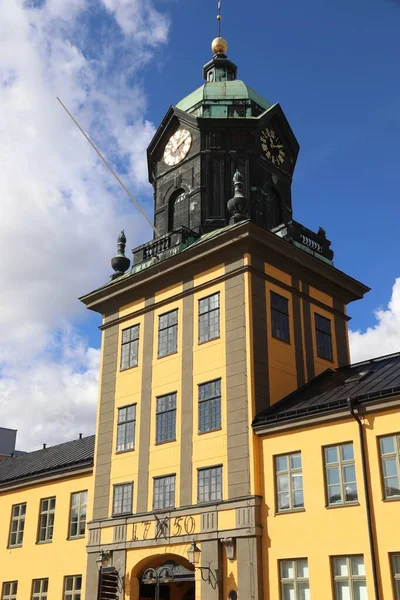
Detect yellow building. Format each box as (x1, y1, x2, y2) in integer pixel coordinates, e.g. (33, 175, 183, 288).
(0, 435, 94, 599)
(2, 37, 400, 600)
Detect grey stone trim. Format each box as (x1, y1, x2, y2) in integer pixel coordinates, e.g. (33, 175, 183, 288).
(180, 278, 194, 506)
(301, 282, 315, 381)
(333, 298, 350, 366)
(113, 549, 126, 600)
(88, 528, 101, 546)
(251, 256, 270, 414)
(88, 525, 264, 554)
(84, 550, 100, 599)
(93, 317, 119, 520)
(113, 524, 126, 543)
(235, 506, 255, 528)
(201, 511, 217, 532)
(136, 296, 155, 513)
(237, 536, 264, 600)
(201, 539, 221, 600)
(225, 258, 250, 501)
(292, 277, 306, 387)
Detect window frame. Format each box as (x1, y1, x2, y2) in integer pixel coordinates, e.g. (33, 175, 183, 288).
(198, 378, 222, 433)
(153, 474, 176, 510)
(158, 309, 178, 358)
(63, 575, 82, 600)
(31, 578, 48, 600)
(279, 558, 310, 600)
(116, 403, 137, 453)
(156, 392, 177, 444)
(323, 442, 358, 507)
(270, 291, 290, 344)
(197, 465, 223, 504)
(1, 581, 18, 600)
(275, 452, 304, 513)
(37, 497, 56, 543)
(68, 490, 88, 539)
(314, 312, 334, 362)
(120, 324, 140, 371)
(112, 482, 133, 516)
(8, 502, 26, 548)
(391, 553, 400, 600)
(331, 555, 367, 600)
(378, 433, 400, 500)
(198, 292, 220, 344)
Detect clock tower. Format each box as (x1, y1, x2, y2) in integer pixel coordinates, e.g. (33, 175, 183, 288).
(147, 37, 301, 237)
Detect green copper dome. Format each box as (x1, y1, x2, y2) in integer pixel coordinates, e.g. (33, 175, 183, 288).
(176, 51, 271, 118)
(176, 80, 271, 118)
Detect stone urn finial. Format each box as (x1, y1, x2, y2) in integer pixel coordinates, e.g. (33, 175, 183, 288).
(227, 170, 247, 224)
(111, 230, 131, 280)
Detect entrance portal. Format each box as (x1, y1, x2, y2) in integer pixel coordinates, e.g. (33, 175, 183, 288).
(139, 561, 195, 600)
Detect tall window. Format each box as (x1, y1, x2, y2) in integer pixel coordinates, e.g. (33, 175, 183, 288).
(198, 293, 220, 343)
(63, 576, 82, 600)
(156, 393, 177, 443)
(170, 191, 188, 230)
(38, 497, 55, 542)
(116, 404, 136, 452)
(198, 379, 221, 432)
(324, 443, 358, 506)
(69, 491, 87, 538)
(8, 503, 26, 547)
(198, 466, 222, 503)
(275, 453, 304, 512)
(120, 325, 139, 370)
(158, 310, 178, 357)
(1, 582, 17, 600)
(392, 554, 400, 600)
(379, 434, 400, 498)
(332, 556, 367, 600)
(31, 579, 48, 600)
(112, 483, 133, 515)
(153, 475, 176, 510)
(271, 292, 290, 343)
(315, 313, 333, 361)
(280, 559, 310, 600)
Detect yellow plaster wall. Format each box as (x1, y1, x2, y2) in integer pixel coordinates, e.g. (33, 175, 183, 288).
(0, 472, 92, 599)
(260, 408, 400, 599)
(265, 278, 298, 405)
(192, 278, 227, 502)
(309, 285, 333, 308)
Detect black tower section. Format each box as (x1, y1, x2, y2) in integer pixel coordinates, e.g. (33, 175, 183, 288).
(146, 48, 300, 240)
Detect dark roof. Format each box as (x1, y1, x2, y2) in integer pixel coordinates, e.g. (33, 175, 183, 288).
(0, 435, 95, 487)
(253, 352, 400, 429)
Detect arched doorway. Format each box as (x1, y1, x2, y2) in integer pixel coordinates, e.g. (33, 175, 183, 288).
(139, 560, 195, 600)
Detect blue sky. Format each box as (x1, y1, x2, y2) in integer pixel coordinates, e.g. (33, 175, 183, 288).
(1, 0, 400, 448)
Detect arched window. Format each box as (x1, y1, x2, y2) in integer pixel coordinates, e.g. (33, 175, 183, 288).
(169, 189, 189, 230)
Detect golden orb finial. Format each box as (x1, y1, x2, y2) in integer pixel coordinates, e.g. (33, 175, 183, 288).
(211, 37, 228, 55)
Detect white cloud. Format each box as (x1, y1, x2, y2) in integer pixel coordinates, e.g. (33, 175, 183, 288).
(0, 0, 169, 450)
(349, 278, 400, 363)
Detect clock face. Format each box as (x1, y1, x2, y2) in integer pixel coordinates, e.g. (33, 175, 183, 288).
(260, 128, 286, 167)
(163, 129, 192, 166)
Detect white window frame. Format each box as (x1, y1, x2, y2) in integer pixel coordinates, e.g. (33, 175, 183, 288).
(69, 491, 87, 538)
(8, 502, 26, 547)
(279, 559, 310, 600)
(2, 582, 18, 600)
(63, 575, 82, 600)
(324, 443, 358, 506)
(332, 555, 367, 600)
(31, 579, 48, 600)
(275, 452, 304, 512)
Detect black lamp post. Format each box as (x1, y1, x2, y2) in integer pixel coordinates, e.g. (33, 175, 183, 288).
(187, 541, 216, 588)
(142, 564, 178, 600)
